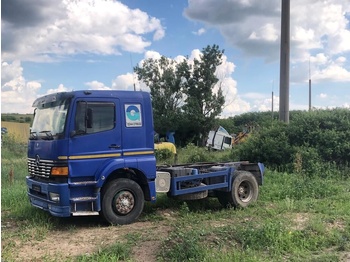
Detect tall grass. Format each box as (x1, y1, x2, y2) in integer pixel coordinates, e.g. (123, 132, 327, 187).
(2, 139, 350, 261)
(1, 135, 29, 216)
(157, 170, 350, 261)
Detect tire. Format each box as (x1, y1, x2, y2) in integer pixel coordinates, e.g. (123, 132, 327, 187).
(217, 171, 259, 208)
(101, 178, 144, 225)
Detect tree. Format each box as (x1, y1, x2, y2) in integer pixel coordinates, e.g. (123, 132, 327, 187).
(134, 56, 186, 134)
(134, 45, 225, 146)
(182, 45, 225, 145)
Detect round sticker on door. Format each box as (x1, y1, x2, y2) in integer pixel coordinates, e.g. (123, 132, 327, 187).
(125, 104, 142, 127)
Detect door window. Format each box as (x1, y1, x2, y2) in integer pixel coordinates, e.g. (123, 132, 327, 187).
(75, 101, 115, 134)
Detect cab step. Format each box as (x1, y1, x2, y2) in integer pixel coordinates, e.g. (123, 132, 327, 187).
(72, 211, 99, 216)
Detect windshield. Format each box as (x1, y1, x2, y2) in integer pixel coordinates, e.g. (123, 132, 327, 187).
(31, 99, 70, 139)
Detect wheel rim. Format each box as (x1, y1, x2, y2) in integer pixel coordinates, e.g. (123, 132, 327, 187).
(113, 190, 135, 215)
(237, 181, 253, 203)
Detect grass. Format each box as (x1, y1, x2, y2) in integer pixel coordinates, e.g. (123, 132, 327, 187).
(73, 242, 131, 261)
(2, 138, 350, 261)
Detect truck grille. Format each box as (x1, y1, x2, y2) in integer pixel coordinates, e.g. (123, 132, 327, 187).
(27, 158, 66, 178)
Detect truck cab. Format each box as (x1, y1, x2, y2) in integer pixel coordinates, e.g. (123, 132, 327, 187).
(206, 126, 232, 150)
(26, 90, 156, 225)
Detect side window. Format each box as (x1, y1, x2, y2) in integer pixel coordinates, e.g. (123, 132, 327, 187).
(75, 101, 115, 134)
(224, 136, 232, 145)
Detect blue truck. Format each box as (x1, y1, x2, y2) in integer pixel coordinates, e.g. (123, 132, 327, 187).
(26, 90, 264, 225)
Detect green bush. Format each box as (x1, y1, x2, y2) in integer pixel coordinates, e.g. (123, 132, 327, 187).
(180, 143, 212, 163)
(231, 109, 350, 175)
(292, 146, 323, 177)
(1, 134, 27, 158)
(231, 121, 293, 169)
(155, 148, 174, 162)
(288, 109, 350, 165)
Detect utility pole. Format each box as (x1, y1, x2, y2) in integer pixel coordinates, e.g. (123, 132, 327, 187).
(309, 58, 312, 111)
(271, 80, 274, 119)
(279, 0, 290, 123)
(272, 91, 274, 119)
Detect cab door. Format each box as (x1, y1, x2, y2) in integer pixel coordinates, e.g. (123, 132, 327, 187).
(68, 98, 123, 180)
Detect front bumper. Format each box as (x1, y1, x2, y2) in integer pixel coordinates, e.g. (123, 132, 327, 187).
(26, 176, 71, 217)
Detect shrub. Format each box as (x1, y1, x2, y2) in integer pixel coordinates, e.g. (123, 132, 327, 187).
(231, 121, 293, 170)
(292, 146, 323, 177)
(155, 148, 174, 162)
(180, 143, 212, 163)
(231, 109, 350, 174)
(1, 134, 27, 158)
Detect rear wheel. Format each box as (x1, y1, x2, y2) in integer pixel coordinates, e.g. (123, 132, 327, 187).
(217, 171, 258, 208)
(101, 178, 144, 225)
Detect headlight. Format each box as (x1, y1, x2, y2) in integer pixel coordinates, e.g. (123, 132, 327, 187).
(49, 192, 60, 202)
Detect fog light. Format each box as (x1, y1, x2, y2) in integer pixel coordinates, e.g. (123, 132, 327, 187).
(49, 192, 60, 202)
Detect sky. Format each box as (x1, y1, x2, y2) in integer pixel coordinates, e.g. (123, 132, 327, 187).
(1, 0, 350, 117)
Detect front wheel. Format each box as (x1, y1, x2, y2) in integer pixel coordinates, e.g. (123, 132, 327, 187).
(217, 171, 259, 208)
(101, 178, 144, 225)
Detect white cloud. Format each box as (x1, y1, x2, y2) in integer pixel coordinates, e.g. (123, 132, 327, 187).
(2, 0, 165, 62)
(111, 73, 142, 91)
(1, 61, 41, 113)
(143, 50, 162, 60)
(248, 23, 278, 42)
(343, 103, 350, 108)
(221, 96, 251, 117)
(189, 49, 202, 61)
(184, 0, 350, 82)
(311, 53, 328, 65)
(248, 93, 278, 112)
(313, 62, 350, 82)
(46, 84, 70, 94)
(292, 53, 350, 83)
(215, 55, 236, 78)
(241, 92, 267, 100)
(193, 28, 206, 36)
(85, 81, 111, 90)
(319, 93, 328, 99)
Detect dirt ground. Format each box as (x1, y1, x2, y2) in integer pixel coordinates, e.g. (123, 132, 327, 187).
(2, 211, 350, 262)
(2, 209, 176, 262)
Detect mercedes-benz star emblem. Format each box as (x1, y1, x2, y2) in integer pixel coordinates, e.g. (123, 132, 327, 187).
(35, 155, 40, 167)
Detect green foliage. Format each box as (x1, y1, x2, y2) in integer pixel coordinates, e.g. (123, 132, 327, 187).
(155, 148, 174, 162)
(182, 45, 225, 146)
(159, 226, 206, 262)
(134, 56, 184, 134)
(2, 130, 350, 262)
(292, 146, 323, 177)
(179, 143, 212, 163)
(231, 121, 293, 168)
(288, 109, 350, 165)
(134, 44, 225, 146)
(1, 134, 27, 158)
(260, 172, 342, 201)
(75, 242, 131, 261)
(231, 109, 350, 175)
(1, 113, 33, 123)
(219, 111, 277, 134)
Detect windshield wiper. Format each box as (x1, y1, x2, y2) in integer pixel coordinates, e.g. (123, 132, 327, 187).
(29, 131, 38, 140)
(39, 130, 54, 140)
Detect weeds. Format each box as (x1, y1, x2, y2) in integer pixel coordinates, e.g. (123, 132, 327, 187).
(159, 226, 206, 262)
(74, 242, 131, 262)
(2, 139, 350, 261)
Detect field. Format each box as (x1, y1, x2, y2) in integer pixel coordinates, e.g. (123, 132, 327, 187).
(1, 121, 30, 143)
(1, 136, 350, 262)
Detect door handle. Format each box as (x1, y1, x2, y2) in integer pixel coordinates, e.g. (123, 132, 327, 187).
(109, 144, 121, 149)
